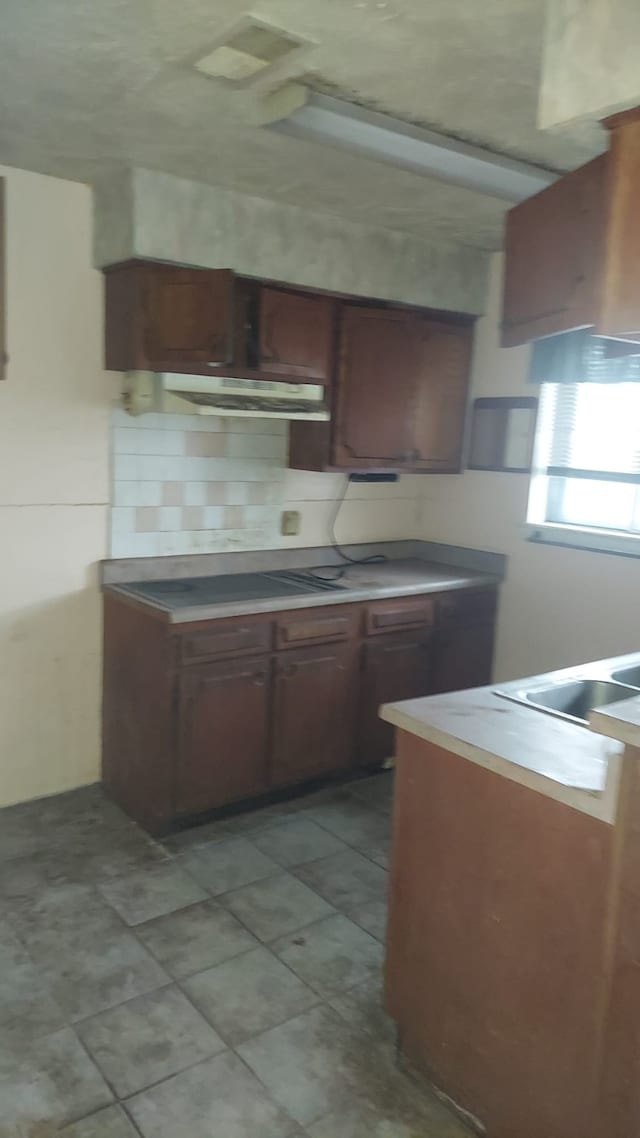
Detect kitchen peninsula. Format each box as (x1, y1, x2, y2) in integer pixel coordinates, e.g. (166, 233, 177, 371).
(382, 654, 640, 1138)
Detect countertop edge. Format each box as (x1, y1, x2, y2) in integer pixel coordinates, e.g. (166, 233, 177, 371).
(105, 570, 500, 624)
(589, 696, 640, 748)
(382, 701, 619, 824)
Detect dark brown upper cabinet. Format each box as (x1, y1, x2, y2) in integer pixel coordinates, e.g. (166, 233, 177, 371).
(334, 305, 417, 467)
(502, 157, 606, 348)
(290, 304, 474, 474)
(410, 318, 473, 470)
(104, 259, 474, 474)
(104, 261, 235, 372)
(104, 260, 334, 384)
(502, 107, 640, 347)
(258, 286, 336, 380)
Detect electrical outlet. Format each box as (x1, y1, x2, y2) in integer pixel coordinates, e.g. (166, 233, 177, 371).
(280, 510, 301, 536)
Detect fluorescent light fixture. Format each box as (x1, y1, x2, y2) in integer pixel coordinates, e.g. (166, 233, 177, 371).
(259, 85, 557, 202)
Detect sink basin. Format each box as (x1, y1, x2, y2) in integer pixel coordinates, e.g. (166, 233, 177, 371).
(524, 679, 635, 724)
(610, 664, 640, 688)
(496, 677, 640, 726)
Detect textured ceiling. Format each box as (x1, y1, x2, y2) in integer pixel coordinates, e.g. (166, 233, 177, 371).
(0, 0, 606, 249)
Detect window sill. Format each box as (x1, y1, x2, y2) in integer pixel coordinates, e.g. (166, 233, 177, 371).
(526, 522, 640, 559)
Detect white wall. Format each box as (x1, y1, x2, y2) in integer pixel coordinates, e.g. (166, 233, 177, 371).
(420, 254, 640, 681)
(0, 166, 111, 806)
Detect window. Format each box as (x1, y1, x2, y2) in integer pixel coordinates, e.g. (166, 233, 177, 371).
(527, 381, 640, 549)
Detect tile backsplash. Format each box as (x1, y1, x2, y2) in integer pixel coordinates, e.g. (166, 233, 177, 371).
(109, 409, 422, 559)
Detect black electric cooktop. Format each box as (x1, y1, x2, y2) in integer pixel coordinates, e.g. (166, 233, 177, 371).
(123, 569, 345, 609)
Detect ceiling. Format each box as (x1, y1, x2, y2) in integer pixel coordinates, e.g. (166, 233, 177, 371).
(0, 0, 606, 250)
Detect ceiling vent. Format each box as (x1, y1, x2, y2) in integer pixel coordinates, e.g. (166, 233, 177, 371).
(193, 17, 312, 84)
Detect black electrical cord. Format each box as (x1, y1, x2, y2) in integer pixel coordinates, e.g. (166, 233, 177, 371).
(330, 476, 387, 565)
(308, 476, 387, 582)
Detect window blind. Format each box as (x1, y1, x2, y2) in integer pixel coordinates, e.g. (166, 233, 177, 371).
(543, 383, 640, 483)
(529, 329, 640, 386)
(533, 383, 640, 535)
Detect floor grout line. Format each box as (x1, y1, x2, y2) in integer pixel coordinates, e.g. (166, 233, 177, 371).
(0, 774, 410, 1137)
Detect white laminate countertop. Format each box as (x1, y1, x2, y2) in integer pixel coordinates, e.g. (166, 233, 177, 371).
(381, 651, 640, 823)
(107, 558, 499, 624)
(590, 696, 640, 748)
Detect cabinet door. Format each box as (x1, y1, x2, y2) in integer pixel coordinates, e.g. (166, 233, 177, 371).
(599, 113, 640, 338)
(359, 632, 434, 768)
(272, 643, 358, 785)
(334, 305, 415, 468)
(259, 287, 335, 381)
(176, 656, 269, 815)
(502, 155, 606, 347)
(434, 621, 495, 695)
(143, 266, 234, 368)
(410, 318, 473, 471)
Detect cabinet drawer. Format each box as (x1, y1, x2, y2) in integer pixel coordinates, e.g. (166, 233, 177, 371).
(365, 597, 435, 636)
(276, 608, 357, 649)
(437, 588, 497, 627)
(179, 620, 271, 664)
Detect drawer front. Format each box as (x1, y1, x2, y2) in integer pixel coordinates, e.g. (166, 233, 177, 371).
(437, 588, 497, 627)
(179, 620, 271, 664)
(276, 607, 358, 649)
(365, 597, 435, 637)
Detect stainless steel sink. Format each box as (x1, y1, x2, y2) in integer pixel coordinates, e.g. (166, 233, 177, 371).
(610, 664, 640, 688)
(524, 679, 637, 724)
(496, 676, 640, 726)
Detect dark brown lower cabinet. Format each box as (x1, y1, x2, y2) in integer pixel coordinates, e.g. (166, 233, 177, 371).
(272, 642, 358, 786)
(102, 585, 498, 832)
(176, 656, 270, 815)
(358, 632, 434, 767)
(434, 620, 496, 695)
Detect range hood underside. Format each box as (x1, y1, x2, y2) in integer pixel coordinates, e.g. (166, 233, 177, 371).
(122, 371, 330, 421)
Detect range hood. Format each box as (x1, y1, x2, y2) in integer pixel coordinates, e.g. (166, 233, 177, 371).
(122, 371, 329, 421)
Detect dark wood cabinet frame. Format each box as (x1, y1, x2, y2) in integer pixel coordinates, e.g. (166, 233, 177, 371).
(290, 304, 475, 474)
(103, 585, 498, 834)
(502, 107, 640, 347)
(103, 257, 476, 475)
(104, 261, 339, 385)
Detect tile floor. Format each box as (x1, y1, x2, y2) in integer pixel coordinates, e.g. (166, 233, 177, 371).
(0, 773, 472, 1137)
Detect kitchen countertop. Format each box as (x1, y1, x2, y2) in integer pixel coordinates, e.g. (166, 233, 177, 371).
(380, 654, 640, 824)
(106, 557, 500, 624)
(590, 695, 640, 748)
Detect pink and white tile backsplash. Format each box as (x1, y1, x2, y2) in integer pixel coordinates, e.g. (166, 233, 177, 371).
(109, 408, 422, 559)
(110, 409, 288, 558)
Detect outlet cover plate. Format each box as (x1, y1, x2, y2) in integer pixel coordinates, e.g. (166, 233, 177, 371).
(281, 510, 301, 536)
